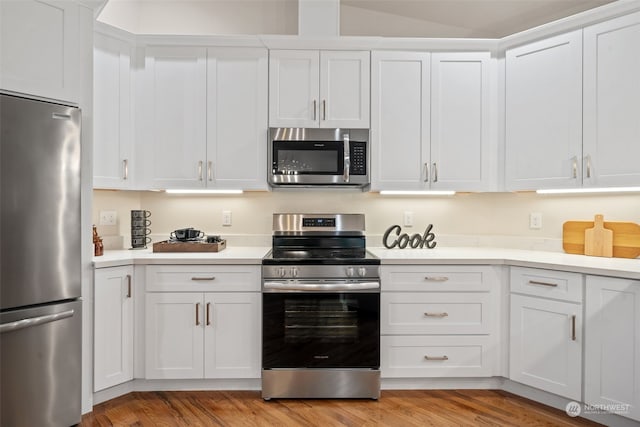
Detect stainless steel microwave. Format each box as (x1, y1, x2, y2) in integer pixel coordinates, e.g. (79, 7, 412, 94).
(269, 128, 370, 188)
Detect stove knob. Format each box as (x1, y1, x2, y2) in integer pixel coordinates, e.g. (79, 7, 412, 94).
(291, 267, 299, 278)
(346, 267, 354, 277)
(358, 267, 367, 277)
(278, 267, 287, 278)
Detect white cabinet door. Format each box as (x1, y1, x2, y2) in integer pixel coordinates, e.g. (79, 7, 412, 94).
(583, 12, 640, 188)
(206, 48, 268, 190)
(141, 47, 207, 189)
(510, 294, 582, 400)
(203, 293, 261, 378)
(269, 50, 320, 128)
(585, 276, 640, 422)
(431, 52, 491, 191)
(0, 0, 78, 103)
(93, 32, 133, 189)
(145, 292, 204, 379)
(94, 266, 134, 391)
(319, 50, 370, 128)
(371, 51, 430, 191)
(505, 31, 583, 191)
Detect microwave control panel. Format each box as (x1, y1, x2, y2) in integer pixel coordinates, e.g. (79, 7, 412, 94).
(351, 142, 367, 175)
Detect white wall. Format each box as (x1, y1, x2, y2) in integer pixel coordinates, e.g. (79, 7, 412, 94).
(93, 189, 640, 250)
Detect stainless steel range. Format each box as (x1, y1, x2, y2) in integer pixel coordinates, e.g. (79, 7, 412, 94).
(261, 213, 381, 400)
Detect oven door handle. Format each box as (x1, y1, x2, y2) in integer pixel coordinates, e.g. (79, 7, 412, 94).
(263, 281, 380, 292)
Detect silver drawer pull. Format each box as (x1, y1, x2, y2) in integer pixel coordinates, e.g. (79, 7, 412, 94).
(424, 312, 448, 318)
(528, 280, 558, 287)
(424, 276, 449, 282)
(424, 355, 449, 361)
(191, 277, 216, 281)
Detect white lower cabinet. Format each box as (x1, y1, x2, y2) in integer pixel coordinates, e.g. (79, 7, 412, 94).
(144, 265, 261, 380)
(585, 275, 640, 422)
(380, 265, 500, 378)
(94, 266, 134, 392)
(509, 267, 582, 401)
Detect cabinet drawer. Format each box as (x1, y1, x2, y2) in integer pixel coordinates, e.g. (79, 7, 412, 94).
(381, 292, 492, 335)
(510, 267, 582, 302)
(381, 335, 494, 378)
(381, 265, 497, 292)
(146, 265, 260, 292)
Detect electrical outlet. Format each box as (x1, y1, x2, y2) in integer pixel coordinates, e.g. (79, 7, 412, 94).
(222, 210, 232, 226)
(99, 210, 117, 226)
(403, 211, 414, 227)
(529, 212, 542, 230)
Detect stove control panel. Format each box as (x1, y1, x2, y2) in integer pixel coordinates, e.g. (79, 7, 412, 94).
(263, 265, 380, 280)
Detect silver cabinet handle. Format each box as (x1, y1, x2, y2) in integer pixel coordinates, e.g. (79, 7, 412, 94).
(585, 154, 592, 178)
(195, 303, 201, 326)
(126, 274, 132, 298)
(1, 310, 74, 334)
(123, 159, 129, 180)
(572, 156, 578, 179)
(191, 276, 216, 281)
(433, 162, 438, 182)
(323, 99, 326, 120)
(207, 161, 213, 181)
(206, 302, 212, 326)
(313, 100, 317, 121)
(424, 312, 448, 318)
(528, 280, 558, 287)
(424, 276, 449, 282)
(424, 163, 429, 182)
(424, 355, 449, 361)
(571, 314, 576, 341)
(198, 161, 203, 181)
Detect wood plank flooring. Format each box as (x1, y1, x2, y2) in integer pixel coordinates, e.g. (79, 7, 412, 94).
(81, 390, 603, 426)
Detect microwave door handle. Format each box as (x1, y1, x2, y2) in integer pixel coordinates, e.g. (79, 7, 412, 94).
(343, 134, 350, 183)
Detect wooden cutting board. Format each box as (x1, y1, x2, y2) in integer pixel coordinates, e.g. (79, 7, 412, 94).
(584, 214, 613, 257)
(563, 218, 640, 258)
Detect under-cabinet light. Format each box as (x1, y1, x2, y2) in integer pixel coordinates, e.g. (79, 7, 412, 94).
(536, 187, 640, 195)
(379, 190, 456, 196)
(165, 189, 243, 195)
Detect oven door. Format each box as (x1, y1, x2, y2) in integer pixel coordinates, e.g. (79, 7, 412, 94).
(262, 291, 379, 369)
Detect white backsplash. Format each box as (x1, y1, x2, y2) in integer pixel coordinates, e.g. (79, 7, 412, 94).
(93, 189, 639, 252)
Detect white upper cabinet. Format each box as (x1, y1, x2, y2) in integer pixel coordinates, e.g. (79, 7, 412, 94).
(269, 50, 370, 128)
(371, 51, 492, 192)
(505, 31, 583, 191)
(371, 51, 430, 191)
(583, 11, 640, 188)
(431, 52, 491, 191)
(0, 0, 79, 103)
(93, 31, 134, 189)
(206, 47, 268, 190)
(139, 47, 208, 189)
(138, 46, 267, 190)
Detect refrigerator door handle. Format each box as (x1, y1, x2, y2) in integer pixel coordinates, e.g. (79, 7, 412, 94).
(0, 309, 75, 334)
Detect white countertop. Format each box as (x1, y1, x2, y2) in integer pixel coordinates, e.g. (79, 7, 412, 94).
(94, 245, 640, 279)
(369, 247, 640, 279)
(93, 246, 271, 268)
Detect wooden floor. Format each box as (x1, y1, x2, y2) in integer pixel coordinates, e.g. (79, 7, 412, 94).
(81, 390, 603, 426)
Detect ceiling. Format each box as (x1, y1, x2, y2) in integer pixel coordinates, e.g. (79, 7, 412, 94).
(98, 0, 616, 38)
(341, 0, 616, 38)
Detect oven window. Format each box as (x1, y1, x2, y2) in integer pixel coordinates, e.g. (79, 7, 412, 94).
(284, 297, 359, 344)
(263, 292, 379, 369)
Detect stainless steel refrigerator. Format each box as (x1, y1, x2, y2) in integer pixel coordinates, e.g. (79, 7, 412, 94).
(1, 94, 82, 426)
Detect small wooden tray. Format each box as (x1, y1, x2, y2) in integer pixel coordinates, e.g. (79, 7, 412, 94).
(152, 239, 227, 253)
